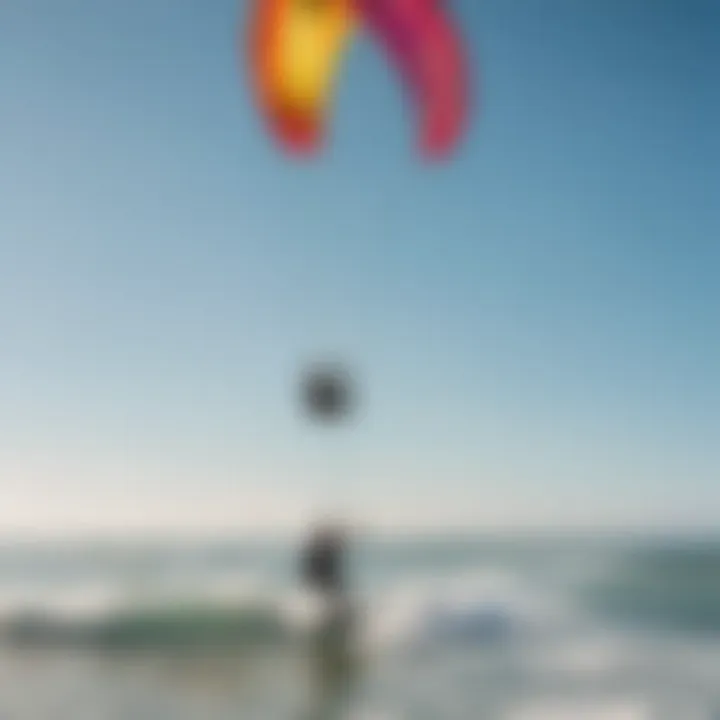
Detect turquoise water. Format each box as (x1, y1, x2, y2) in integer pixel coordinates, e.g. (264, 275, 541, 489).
(1, 534, 719, 719)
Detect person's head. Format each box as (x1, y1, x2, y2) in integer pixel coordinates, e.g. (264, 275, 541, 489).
(311, 519, 346, 550)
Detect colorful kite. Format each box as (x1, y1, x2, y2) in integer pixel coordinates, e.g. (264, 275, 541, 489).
(245, 0, 470, 159)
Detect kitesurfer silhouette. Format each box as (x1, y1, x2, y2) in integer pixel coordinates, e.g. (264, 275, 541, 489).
(301, 522, 345, 597)
(299, 520, 358, 718)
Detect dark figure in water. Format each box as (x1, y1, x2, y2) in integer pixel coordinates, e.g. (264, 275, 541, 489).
(299, 523, 358, 719)
(301, 524, 346, 598)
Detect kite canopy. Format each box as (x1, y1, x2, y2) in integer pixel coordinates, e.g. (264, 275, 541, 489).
(245, 0, 471, 159)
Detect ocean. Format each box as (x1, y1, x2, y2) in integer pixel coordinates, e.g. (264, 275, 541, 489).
(0, 533, 719, 719)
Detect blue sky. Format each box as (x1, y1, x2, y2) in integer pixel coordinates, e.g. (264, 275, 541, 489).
(1, 0, 718, 534)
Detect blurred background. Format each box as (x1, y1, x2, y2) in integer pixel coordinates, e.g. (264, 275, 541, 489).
(1, 0, 718, 717)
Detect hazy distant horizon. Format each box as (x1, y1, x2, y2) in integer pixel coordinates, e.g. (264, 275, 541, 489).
(2, 480, 719, 541)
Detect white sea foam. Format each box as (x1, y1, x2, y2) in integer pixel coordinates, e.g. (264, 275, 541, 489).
(507, 698, 652, 720)
(362, 566, 571, 654)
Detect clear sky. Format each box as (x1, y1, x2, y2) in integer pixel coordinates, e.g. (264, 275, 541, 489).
(1, 0, 718, 535)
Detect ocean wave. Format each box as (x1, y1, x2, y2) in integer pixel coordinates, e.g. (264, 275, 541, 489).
(0, 574, 294, 651)
(361, 566, 576, 655)
(0, 566, 556, 654)
(585, 542, 720, 635)
(2, 602, 289, 651)
(3, 539, 720, 655)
